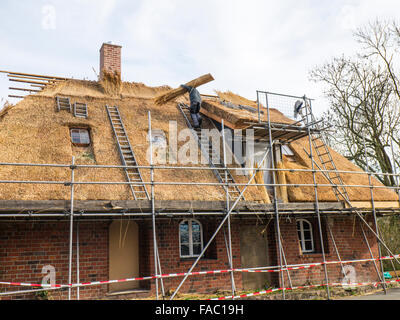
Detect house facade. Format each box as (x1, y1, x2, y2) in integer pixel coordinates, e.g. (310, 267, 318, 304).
(0, 43, 398, 300)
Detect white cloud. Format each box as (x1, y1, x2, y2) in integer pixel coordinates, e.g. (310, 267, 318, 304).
(1, 0, 400, 113)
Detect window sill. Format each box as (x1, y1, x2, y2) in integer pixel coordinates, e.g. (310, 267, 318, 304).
(107, 289, 150, 296)
(299, 253, 324, 259)
(180, 257, 218, 262)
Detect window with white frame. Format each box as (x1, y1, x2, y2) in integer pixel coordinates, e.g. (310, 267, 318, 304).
(297, 219, 315, 253)
(70, 128, 91, 146)
(179, 219, 203, 258)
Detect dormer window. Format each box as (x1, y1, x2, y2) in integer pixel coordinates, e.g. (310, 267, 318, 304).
(282, 144, 296, 162)
(70, 128, 91, 147)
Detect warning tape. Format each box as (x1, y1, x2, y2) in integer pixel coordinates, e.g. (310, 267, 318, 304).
(208, 279, 400, 300)
(0, 254, 399, 292)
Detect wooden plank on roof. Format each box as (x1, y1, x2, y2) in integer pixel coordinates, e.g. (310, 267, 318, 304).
(9, 87, 40, 92)
(8, 74, 60, 82)
(9, 79, 52, 86)
(0, 70, 70, 80)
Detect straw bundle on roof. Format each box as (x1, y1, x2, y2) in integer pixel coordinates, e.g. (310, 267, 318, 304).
(154, 74, 214, 105)
(100, 70, 122, 96)
(276, 161, 288, 203)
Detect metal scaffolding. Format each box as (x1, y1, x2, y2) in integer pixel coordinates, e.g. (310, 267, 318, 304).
(0, 92, 400, 301)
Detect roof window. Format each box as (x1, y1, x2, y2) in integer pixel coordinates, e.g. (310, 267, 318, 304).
(70, 128, 91, 147)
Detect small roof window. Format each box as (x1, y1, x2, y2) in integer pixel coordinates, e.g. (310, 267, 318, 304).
(70, 128, 91, 146)
(282, 145, 296, 162)
(282, 145, 294, 156)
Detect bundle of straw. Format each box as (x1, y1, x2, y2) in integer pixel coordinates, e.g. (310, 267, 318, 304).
(276, 161, 289, 203)
(154, 73, 214, 105)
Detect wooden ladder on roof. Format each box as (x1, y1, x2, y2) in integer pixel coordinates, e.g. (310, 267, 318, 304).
(106, 105, 150, 201)
(177, 102, 244, 202)
(297, 98, 350, 203)
(56, 96, 72, 113)
(74, 102, 88, 119)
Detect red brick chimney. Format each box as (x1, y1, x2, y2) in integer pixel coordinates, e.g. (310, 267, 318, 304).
(99, 42, 122, 80)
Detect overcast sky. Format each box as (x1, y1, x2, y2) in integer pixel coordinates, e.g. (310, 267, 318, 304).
(1, 0, 399, 116)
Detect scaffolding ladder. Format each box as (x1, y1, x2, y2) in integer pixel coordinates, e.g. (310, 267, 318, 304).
(298, 99, 350, 202)
(177, 102, 244, 202)
(106, 105, 150, 200)
(74, 102, 88, 119)
(56, 96, 72, 113)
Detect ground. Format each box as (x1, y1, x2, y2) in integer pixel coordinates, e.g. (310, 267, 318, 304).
(340, 288, 400, 300)
(133, 284, 400, 300)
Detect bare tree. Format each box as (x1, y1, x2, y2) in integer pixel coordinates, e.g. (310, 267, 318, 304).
(310, 22, 400, 187)
(355, 20, 400, 102)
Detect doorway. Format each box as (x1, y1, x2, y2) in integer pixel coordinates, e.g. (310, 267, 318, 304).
(109, 220, 140, 293)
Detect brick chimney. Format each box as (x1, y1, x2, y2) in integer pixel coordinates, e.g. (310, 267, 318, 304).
(99, 42, 122, 80)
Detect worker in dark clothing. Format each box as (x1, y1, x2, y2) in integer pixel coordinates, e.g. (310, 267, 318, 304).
(181, 84, 203, 128)
(294, 100, 304, 119)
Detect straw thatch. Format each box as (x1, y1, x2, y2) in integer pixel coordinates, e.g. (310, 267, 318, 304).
(201, 98, 293, 130)
(0, 102, 15, 119)
(276, 162, 289, 203)
(0, 78, 396, 203)
(100, 70, 122, 96)
(0, 79, 261, 202)
(282, 137, 399, 202)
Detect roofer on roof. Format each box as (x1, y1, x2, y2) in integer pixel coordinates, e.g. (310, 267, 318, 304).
(181, 84, 203, 128)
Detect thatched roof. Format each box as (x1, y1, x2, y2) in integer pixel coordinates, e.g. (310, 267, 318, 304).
(0, 79, 396, 203)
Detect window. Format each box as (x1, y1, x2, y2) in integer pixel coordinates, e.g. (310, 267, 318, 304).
(282, 144, 296, 162)
(179, 219, 203, 258)
(297, 219, 315, 253)
(70, 128, 91, 146)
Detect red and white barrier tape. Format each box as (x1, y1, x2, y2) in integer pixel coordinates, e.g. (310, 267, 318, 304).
(208, 278, 400, 300)
(1, 253, 399, 291)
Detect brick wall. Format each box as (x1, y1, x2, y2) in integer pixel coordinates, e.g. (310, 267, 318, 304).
(0, 221, 109, 300)
(99, 43, 121, 80)
(139, 219, 242, 295)
(269, 216, 381, 288)
(0, 215, 381, 299)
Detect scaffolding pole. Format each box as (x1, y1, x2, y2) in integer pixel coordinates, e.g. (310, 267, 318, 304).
(363, 136, 387, 294)
(148, 111, 160, 300)
(221, 120, 236, 295)
(170, 146, 272, 300)
(326, 219, 346, 279)
(76, 220, 80, 300)
(304, 97, 331, 299)
(307, 156, 400, 266)
(265, 93, 286, 300)
(360, 224, 386, 287)
(279, 234, 293, 289)
(68, 157, 75, 300)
